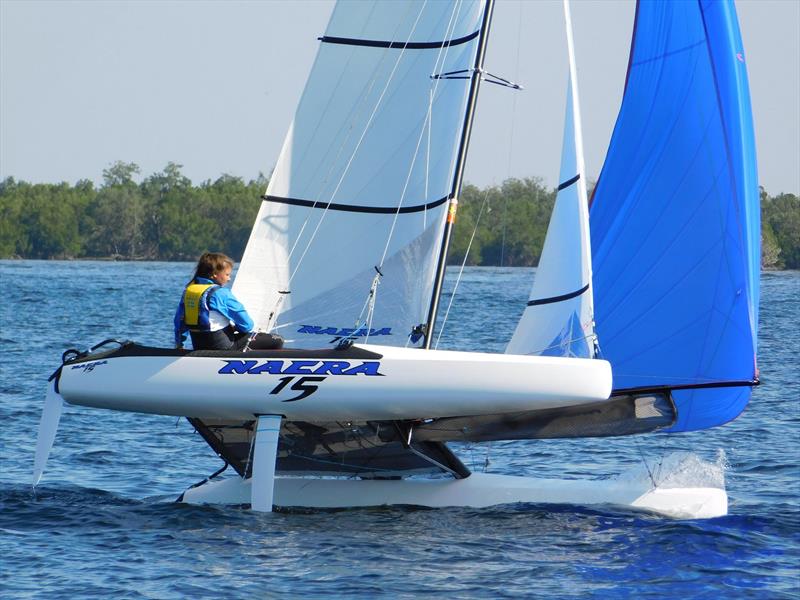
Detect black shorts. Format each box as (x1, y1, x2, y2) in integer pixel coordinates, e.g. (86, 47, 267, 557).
(190, 326, 284, 351)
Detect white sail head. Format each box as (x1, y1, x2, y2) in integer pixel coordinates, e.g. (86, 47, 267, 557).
(506, 0, 596, 358)
(234, 0, 485, 347)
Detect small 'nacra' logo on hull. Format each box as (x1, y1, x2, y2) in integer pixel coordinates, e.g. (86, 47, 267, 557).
(71, 360, 108, 373)
(218, 360, 383, 376)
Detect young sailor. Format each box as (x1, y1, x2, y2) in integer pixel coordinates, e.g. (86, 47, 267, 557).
(174, 252, 283, 351)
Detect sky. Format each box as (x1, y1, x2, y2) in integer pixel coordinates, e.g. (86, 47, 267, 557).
(1, 0, 798, 194)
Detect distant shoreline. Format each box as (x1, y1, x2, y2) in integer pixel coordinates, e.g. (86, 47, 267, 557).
(2, 170, 797, 269)
(1, 255, 797, 272)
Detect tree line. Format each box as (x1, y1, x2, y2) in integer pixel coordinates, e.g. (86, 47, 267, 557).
(0, 162, 264, 261)
(451, 178, 800, 270)
(1, 162, 798, 269)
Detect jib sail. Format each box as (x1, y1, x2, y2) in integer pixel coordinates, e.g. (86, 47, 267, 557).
(506, 0, 596, 359)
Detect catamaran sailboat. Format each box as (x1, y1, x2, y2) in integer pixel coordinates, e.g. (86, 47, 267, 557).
(33, 0, 760, 519)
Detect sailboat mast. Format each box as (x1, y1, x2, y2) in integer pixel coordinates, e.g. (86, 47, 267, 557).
(423, 0, 495, 349)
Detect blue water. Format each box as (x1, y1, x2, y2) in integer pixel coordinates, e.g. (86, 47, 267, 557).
(1, 261, 798, 597)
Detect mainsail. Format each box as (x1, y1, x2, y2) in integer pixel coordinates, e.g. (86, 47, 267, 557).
(590, 0, 760, 432)
(506, 0, 596, 359)
(234, 0, 488, 348)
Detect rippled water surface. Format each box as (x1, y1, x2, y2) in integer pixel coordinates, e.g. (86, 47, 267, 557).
(1, 262, 798, 597)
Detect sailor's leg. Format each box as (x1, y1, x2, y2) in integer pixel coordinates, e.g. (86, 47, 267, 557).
(251, 414, 282, 512)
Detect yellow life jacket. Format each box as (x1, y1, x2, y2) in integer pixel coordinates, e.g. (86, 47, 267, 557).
(183, 283, 217, 329)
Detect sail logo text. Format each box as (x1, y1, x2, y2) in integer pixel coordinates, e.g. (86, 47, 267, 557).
(297, 325, 392, 337)
(218, 360, 384, 376)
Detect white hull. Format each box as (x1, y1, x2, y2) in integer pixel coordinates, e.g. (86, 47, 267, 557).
(180, 473, 727, 520)
(58, 344, 612, 421)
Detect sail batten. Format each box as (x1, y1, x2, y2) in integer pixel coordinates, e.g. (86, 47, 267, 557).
(319, 29, 480, 50)
(262, 193, 451, 214)
(557, 174, 580, 191)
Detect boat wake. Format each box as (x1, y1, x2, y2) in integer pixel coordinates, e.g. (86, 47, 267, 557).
(617, 450, 727, 491)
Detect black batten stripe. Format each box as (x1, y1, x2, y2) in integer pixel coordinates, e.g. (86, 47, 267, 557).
(527, 283, 590, 307)
(557, 173, 580, 191)
(262, 194, 449, 215)
(319, 29, 479, 50)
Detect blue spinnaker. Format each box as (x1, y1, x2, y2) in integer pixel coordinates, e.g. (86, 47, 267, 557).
(590, 0, 759, 432)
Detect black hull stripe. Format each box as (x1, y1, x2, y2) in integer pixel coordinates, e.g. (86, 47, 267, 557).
(613, 379, 759, 396)
(527, 283, 590, 307)
(557, 173, 580, 191)
(263, 194, 449, 215)
(319, 29, 480, 50)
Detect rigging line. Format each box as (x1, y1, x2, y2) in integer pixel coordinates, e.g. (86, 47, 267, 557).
(330, 0, 463, 225)
(653, 445, 670, 486)
(435, 185, 491, 349)
(346, 0, 466, 334)
(633, 436, 658, 489)
(363, 267, 383, 344)
(284, 64, 388, 265)
(280, 5, 412, 267)
(430, 0, 466, 84)
(425, 0, 494, 350)
(377, 103, 435, 266)
(350, 0, 466, 341)
(287, 1, 431, 284)
(308, 0, 423, 200)
(522, 331, 596, 356)
(376, 0, 467, 268)
(433, 68, 470, 78)
(424, 0, 462, 234)
(431, 0, 477, 211)
(482, 72, 522, 89)
(500, 0, 524, 268)
(425, 88, 432, 230)
(278, 60, 389, 282)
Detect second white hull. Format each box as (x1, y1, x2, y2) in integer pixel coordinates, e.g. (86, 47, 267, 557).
(180, 472, 727, 520)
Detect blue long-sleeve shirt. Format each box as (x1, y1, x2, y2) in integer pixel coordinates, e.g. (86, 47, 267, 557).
(174, 277, 254, 347)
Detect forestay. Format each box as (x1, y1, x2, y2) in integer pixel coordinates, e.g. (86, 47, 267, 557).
(590, 0, 760, 432)
(234, 0, 485, 348)
(506, 0, 595, 358)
